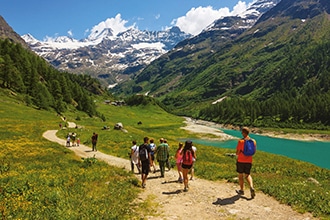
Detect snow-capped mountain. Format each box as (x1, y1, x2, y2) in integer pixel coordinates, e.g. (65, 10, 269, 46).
(22, 0, 280, 87)
(203, 0, 281, 33)
(22, 25, 191, 86)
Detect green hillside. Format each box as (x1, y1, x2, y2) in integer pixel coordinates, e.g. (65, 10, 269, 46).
(114, 3, 330, 129)
(0, 39, 107, 116)
(1, 90, 330, 218)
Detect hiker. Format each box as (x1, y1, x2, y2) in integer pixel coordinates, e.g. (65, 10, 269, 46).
(130, 140, 141, 174)
(71, 132, 76, 146)
(155, 138, 169, 178)
(66, 134, 70, 147)
(175, 142, 184, 183)
(149, 139, 157, 173)
(91, 132, 98, 151)
(181, 140, 196, 192)
(76, 138, 80, 146)
(138, 137, 152, 188)
(190, 144, 197, 180)
(235, 126, 256, 199)
(164, 139, 171, 171)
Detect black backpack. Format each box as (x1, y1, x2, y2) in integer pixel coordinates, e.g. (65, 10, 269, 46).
(139, 144, 148, 161)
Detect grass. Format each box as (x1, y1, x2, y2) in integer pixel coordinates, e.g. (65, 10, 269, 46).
(1, 91, 330, 219)
(0, 92, 142, 219)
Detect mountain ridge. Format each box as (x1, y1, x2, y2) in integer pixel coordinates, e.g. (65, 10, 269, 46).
(113, 0, 330, 121)
(23, 25, 191, 86)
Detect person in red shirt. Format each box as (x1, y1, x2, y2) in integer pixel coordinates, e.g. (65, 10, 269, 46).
(236, 127, 256, 198)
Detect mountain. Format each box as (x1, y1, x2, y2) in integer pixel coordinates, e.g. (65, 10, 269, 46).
(0, 15, 29, 49)
(113, 0, 330, 127)
(22, 25, 191, 87)
(113, 0, 281, 96)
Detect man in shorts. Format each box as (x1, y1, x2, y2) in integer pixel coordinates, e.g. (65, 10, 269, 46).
(138, 137, 152, 188)
(236, 127, 256, 199)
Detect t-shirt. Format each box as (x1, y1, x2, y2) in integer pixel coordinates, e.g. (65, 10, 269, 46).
(131, 145, 139, 164)
(192, 146, 197, 162)
(156, 143, 168, 161)
(149, 143, 156, 155)
(236, 138, 256, 163)
(139, 143, 152, 164)
(176, 149, 183, 163)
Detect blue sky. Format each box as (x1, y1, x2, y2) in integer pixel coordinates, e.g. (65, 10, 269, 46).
(0, 0, 254, 40)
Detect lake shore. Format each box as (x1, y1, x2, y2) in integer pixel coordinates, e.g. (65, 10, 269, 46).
(182, 117, 330, 142)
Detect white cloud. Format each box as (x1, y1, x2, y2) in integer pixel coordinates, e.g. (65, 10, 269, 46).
(90, 14, 135, 37)
(232, 1, 250, 15)
(172, 1, 250, 35)
(155, 14, 160, 20)
(67, 30, 73, 37)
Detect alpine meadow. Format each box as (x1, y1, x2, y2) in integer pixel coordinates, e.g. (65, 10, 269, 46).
(1, 0, 330, 219)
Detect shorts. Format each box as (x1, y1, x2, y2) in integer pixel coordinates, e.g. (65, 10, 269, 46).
(141, 161, 150, 175)
(181, 163, 193, 169)
(151, 154, 155, 161)
(236, 162, 252, 174)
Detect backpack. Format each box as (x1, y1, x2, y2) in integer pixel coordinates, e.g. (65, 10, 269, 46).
(182, 150, 193, 165)
(243, 139, 256, 156)
(139, 144, 148, 161)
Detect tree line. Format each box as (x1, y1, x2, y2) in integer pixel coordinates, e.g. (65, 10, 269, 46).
(0, 39, 104, 116)
(198, 40, 330, 129)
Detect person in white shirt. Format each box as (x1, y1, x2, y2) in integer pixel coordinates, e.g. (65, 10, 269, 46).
(130, 140, 141, 173)
(190, 145, 197, 180)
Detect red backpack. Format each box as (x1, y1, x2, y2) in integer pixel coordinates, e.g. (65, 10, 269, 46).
(182, 150, 193, 165)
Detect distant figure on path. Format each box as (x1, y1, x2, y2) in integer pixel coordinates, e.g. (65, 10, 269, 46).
(149, 139, 157, 173)
(91, 132, 98, 151)
(130, 140, 141, 174)
(76, 138, 80, 146)
(235, 126, 256, 199)
(156, 138, 169, 178)
(138, 137, 152, 188)
(66, 134, 70, 147)
(175, 142, 184, 183)
(164, 139, 171, 171)
(181, 140, 196, 192)
(190, 144, 197, 180)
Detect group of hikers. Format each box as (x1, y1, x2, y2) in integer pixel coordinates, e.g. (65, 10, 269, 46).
(130, 136, 197, 191)
(130, 126, 256, 198)
(63, 122, 256, 197)
(66, 132, 80, 147)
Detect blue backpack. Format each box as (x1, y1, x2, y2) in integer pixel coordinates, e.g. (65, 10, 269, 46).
(243, 139, 256, 156)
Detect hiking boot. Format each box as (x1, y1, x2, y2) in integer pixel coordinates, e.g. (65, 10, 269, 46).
(236, 190, 244, 195)
(183, 187, 188, 192)
(250, 188, 256, 199)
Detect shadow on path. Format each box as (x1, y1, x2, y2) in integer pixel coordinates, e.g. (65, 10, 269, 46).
(212, 195, 240, 206)
(162, 190, 182, 195)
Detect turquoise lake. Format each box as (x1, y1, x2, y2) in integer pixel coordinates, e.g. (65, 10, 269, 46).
(191, 129, 330, 170)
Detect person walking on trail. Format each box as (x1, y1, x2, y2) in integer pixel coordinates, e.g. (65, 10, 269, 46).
(149, 139, 157, 173)
(66, 134, 70, 147)
(190, 144, 197, 180)
(91, 132, 98, 151)
(130, 140, 141, 174)
(164, 139, 171, 171)
(138, 137, 152, 188)
(181, 140, 196, 192)
(175, 142, 184, 183)
(156, 138, 169, 178)
(235, 126, 256, 199)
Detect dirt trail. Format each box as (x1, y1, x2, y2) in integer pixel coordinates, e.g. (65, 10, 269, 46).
(42, 123, 316, 220)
